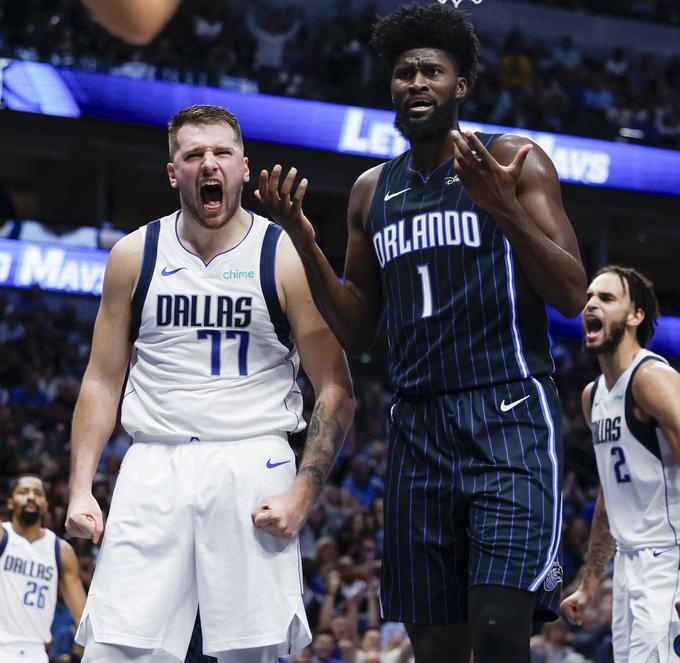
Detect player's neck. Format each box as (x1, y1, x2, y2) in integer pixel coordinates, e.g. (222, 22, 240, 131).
(409, 121, 462, 177)
(178, 207, 251, 263)
(11, 519, 45, 543)
(598, 338, 642, 390)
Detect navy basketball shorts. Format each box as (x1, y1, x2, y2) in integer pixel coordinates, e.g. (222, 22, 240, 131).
(380, 375, 564, 625)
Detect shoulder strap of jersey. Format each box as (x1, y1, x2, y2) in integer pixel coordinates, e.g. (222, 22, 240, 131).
(55, 536, 62, 578)
(0, 526, 8, 559)
(260, 223, 293, 350)
(590, 376, 601, 411)
(625, 355, 664, 460)
(130, 219, 161, 342)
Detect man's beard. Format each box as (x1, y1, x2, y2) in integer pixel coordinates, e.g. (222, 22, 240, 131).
(584, 316, 627, 355)
(18, 507, 41, 526)
(395, 97, 458, 143)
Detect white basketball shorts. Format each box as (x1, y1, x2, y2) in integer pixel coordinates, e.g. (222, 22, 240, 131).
(75, 435, 311, 660)
(612, 545, 680, 663)
(0, 642, 48, 663)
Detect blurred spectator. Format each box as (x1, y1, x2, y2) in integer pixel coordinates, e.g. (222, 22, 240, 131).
(531, 618, 586, 662)
(552, 36, 582, 71)
(341, 455, 382, 509)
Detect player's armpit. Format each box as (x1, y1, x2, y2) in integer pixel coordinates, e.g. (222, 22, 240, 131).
(632, 360, 680, 464)
(58, 540, 87, 625)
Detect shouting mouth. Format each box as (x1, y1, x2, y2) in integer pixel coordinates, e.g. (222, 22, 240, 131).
(583, 313, 603, 343)
(200, 179, 223, 213)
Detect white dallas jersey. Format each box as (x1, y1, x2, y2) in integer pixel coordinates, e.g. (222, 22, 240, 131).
(590, 349, 680, 550)
(121, 211, 305, 441)
(0, 522, 60, 645)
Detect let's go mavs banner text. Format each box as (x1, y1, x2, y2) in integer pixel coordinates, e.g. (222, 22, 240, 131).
(2, 59, 679, 196)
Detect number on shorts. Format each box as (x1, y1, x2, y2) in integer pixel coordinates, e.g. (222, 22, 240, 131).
(611, 446, 631, 484)
(196, 329, 250, 376)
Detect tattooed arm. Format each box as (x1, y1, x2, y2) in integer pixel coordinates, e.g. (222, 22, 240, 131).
(252, 234, 355, 538)
(561, 491, 616, 625)
(561, 383, 617, 625)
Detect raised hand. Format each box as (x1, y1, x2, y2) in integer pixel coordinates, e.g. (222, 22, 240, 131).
(65, 492, 104, 543)
(451, 130, 533, 216)
(254, 165, 315, 248)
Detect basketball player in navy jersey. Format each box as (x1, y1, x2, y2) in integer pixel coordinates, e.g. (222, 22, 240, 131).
(0, 474, 86, 663)
(65, 105, 355, 663)
(256, 4, 586, 662)
(561, 266, 680, 662)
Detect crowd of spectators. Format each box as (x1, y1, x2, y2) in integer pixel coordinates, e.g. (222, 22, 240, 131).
(0, 285, 621, 662)
(1, 0, 679, 149)
(528, 0, 680, 25)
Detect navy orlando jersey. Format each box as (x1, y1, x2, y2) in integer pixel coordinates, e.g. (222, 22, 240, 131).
(366, 132, 554, 395)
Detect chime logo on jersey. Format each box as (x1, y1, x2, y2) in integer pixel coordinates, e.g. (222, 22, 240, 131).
(592, 416, 621, 444)
(3, 554, 54, 581)
(372, 210, 481, 268)
(156, 294, 252, 328)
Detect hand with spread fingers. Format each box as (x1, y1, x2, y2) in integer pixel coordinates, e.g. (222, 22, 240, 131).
(452, 130, 533, 217)
(254, 164, 315, 249)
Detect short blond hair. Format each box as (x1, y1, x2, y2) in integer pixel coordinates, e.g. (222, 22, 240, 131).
(168, 104, 243, 159)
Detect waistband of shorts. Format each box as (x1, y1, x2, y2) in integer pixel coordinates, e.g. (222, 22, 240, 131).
(132, 431, 290, 445)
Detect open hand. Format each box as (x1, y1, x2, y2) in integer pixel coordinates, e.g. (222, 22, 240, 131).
(452, 130, 532, 216)
(254, 165, 315, 248)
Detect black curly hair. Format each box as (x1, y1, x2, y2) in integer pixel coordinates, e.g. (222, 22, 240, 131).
(370, 3, 480, 87)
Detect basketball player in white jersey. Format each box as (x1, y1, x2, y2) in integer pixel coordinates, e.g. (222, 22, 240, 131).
(561, 266, 680, 662)
(1, 474, 86, 663)
(65, 104, 355, 663)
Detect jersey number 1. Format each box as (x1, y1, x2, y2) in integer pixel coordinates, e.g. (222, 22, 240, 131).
(416, 264, 433, 318)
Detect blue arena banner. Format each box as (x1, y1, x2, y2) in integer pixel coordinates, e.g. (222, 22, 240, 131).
(0, 237, 107, 296)
(0, 235, 679, 357)
(2, 60, 680, 196)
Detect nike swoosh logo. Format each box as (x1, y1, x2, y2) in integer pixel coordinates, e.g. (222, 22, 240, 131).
(652, 550, 668, 557)
(500, 395, 531, 412)
(266, 459, 291, 469)
(161, 266, 186, 276)
(384, 187, 411, 202)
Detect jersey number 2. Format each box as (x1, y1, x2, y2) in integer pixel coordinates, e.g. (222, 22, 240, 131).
(611, 446, 631, 484)
(196, 330, 249, 376)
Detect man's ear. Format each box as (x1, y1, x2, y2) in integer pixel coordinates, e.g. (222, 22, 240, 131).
(167, 162, 178, 188)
